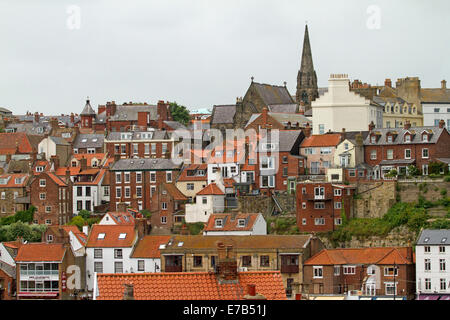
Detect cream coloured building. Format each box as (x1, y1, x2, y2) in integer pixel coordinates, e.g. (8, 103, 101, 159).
(312, 74, 383, 134)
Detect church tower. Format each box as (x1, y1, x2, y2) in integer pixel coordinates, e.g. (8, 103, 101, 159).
(296, 24, 319, 113)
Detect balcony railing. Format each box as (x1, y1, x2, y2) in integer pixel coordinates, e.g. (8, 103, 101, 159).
(303, 193, 334, 201)
(20, 270, 59, 276)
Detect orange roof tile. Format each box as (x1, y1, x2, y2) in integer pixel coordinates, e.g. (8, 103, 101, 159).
(301, 133, 342, 147)
(204, 213, 260, 232)
(73, 153, 107, 167)
(131, 236, 172, 259)
(55, 166, 81, 176)
(15, 243, 66, 262)
(47, 172, 68, 186)
(197, 183, 224, 196)
(177, 164, 208, 182)
(164, 183, 188, 201)
(0, 174, 29, 187)
(304, 247, 414, 266)
(86, 225, 136, 248)
(0, 132, 35, 154)
(95, 271, 286, 300)
(223, 178, 235, 188)
(103, 212, 135, 226)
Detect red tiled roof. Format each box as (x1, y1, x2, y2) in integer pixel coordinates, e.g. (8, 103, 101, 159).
(204, 213, 260, 232)
(15, 243, 66, 262)
(304, 247, 414, 266)
(95, 271, 286, 300)
(0, 174, 29, 187)
(164, 183, 188, 201)
(131, 236, 172, 259)
(86, 225, 136, 248)
(74, 168, 106, 185)
(73, 153, 107, 167)
(177, 164, 208, 182)
(223, 178, 235, 188)
(301, 133, 342, 147)
(47, 172, 67, 186)
(55, 166, 81, 176)
(197, 183, 224, 196)
(0, 133, 35, 154)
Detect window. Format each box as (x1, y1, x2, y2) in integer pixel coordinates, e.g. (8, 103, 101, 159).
(319, 124, 325, 134)
(425, 278, 431, 290)
(334, 266, 340, 276)
(237, 219, 246, 227)
(124, 187, 131, 198)
(422, 134, 429, 142)
(116, 187, 122, 198)
(136, 186, 142, 198)
(150, 172, 156, 183)
(424, 246, 431, 253)
(104, 186, 109, 196)
(439, 246, 446, 253)
(425, 259, 431, 271)
(242, 256, 252, 267)
(282, 167, 288, 177)
(440, 259, 446, 271)
(215, 219, 223, 228)
(124, 172, 130, 183)
(313, 266, 323, 278)
(385, 282, 397, 296)
(387, 149, 394, 160)
(302, 187, 306, 194)
(114, 249, 123, 259)
(334, 189, 342, 196)
(440, 279, 447, 291)
(320, 147, 332, 155)
(151, 143, 156, 154)
(161, 216, 167, 224)
(335, 218, 342, 225)
(302, 218, 306, 225)
(133, 144, 138, 155)
(343, 266, 356, 275)
(0, 192, 5, 200)
(349, 170, 356, 177)
(384, 266, 398, 276)
(405, 149, 411, 159)
(422, 164, 429, 176)
(304, 148, 315, 155)
(39, 179, 46, 187)
(162, 202, 168, 210)
(202, 197, 207, 205)
(404, 134, 411, 143)
(387, 135, 393, 143)
(260, 255, 270, 267)
(47, 235, 53, 242)
(162, 143, 168, 154)
(115, 173, 122, 183)
(94, 262, 103, 273)
(371, 136, 376, 143)
(94, 249, 102, 259)
(85, 186, 91, 197)
(136, 172, 142, 183)
(302, 202, 306, 209)
(121, 145, 126, 154)
(422, 148, 429, 158)
(314, 218, 325, 225)
(282, 156, 288, 163)
(39, 193, 46, 200)
(114, 262, 123, 273)
(138, 260, 145, 271)
(187, 183, 194, 190)
(144, 143, 150, 154)
(45, 219, 52, 225)
(45, 206, 52, 213)
(334, 202, 342, 209)
(166, 172, 172, 183)
(314, 202, 325, 209)
(193, 256, 203, 267)
(261, 175, 275, 188)
(434, 108, 440, 113)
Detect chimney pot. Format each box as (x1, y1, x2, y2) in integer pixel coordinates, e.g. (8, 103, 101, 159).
(404, 120, 411, 130)
(439, 119, 445, 128)
(442, 80, 447, 90)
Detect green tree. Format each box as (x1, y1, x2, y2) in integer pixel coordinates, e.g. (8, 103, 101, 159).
(407, 165, 420, 177)
(14, 206, 36, 223)
(68, 216, 85, 231)
(78, 210, 91, 220)
(169, 102, 190, 125)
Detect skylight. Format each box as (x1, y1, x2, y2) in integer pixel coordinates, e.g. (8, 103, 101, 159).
(424, 237, 429, 242)
(81, 138, 87, 143)
(98, 233, 105, 240)
(118, 233, 127, 239)
(442, 238, 447, 243)
(177, 242, 184, 247)
(92, 138, 97, 142)
(159, 244, 166, 249)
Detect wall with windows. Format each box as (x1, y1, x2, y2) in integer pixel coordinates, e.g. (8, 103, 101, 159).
(416, 244, 450, 295)
(423, 103, 450, 127)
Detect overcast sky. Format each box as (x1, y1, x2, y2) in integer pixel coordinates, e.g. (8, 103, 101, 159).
(1, 0, 449, 115)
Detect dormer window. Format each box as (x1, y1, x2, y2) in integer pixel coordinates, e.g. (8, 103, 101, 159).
(118, 233, 127, 239)
(404, 134, 411, 143)
(387, 135, 393, 143)
(215, 219, 223, 228)
(36, 166, 44, 172)
(371, 136, 376, 144)
(422, 134, 428, 142)
(98, 233, 106, 240)
(237, 219, 246, 227)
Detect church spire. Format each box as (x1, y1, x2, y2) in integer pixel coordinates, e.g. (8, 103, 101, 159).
(296, 24, 319, 112)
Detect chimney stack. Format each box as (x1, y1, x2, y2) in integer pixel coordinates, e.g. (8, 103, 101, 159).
(50, 155, 59, 171)
(34, 112, 40, 123)
(70, 113, 75, 124)
(117, 202, 128, 212)
(216, 242, 238, 281)
(404, 120, 411, 130)
(80, 157, 88, 171)
(441, 80, 447, 90)
(439, 119, 445, 128)
(303, 123, 311, 138)
(341, 127, 346, 140)
(261, 106, 268, 126)
(65, 168, 71, 183)
(368, 121, 375, 132)
(385, 79, 392, 88)
(243, 284, 267, 300)
(82, 225, 89, 236)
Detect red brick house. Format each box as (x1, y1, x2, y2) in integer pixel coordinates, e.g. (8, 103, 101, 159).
(364, 120, 450, 179)
(109, 158, 182, 212)
(30, 172, 72, 226)
(296, 182, 355, 232)
(303, 247, 415, 299)
(150, 183, 188, 230)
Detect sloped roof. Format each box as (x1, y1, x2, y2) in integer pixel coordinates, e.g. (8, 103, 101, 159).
(421, 88, 450, 103)
(204, 213, 261, 232)
(197, 183, 224, 196)
(268, 104, 298, 113)
(80, 100, 96, 116)
(15, 243, 66, 262)
(211, 105, 236, 124)
(109, 104, 158, 122)
(304, 247, 414, 266)
(301, 133, 342, 147)
(110, 158, 182, 171)
(103, 211, 135, 226)
(47, 172, 68, 186)
(177, 164, 208, 182)
(0, 132, 36, 154)
(95, 271, 286, 300)
(0, 173, 29, 187)
(131, 235, 172, 259)
(251, 82, 295, 105)
(416, 229, 450, 245)
(363, 126, 446, 146)
(73, 134, 104, 149)
(86, 225, 136, 248)
(164, 183, 188, 201)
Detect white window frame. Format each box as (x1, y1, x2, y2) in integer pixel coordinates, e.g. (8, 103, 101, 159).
(313, 266, 323, 279)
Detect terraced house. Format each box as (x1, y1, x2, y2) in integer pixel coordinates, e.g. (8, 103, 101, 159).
(158, 234, 323, 298)
(0, 173, 30, 217)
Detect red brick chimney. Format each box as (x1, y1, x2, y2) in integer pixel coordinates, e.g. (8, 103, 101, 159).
(385, 79, 392, 88)
(65, 168, 71, 183)
(404, 120, 411, 130)
(70, 113, 75, 124)
(117, 202, 128, 212)
(368, 121, 375, 131)
(303, 123, 311, 138)
(243, 284, 266, 300)
(261, 106, 268, 126)
(34, 112, 40, 123)
(216, 242, 238, 281)
(80, 157, 88, 171)
(138, 112, 149, 128)
(439, 119, 445, 128)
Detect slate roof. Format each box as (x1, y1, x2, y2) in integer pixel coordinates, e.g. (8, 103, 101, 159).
(49, 136, 70, 146)
(421, 88, 450, 103)
(416, 229, 450, 245)
(109, 104, 158, 122)
(163, 121, 187, 130)
(106, 130, 169, 141)
(110, 158, 182, 171)
(5, 122, 51, 135)
(95, 271, 287, 300)
(73, 134, 105, 149)
(268, 104, 298, 113)
(252, 82, 295, 105)
(211, 105, 236, 124)
(363, 126, 447, 146)
(259, 130, 304, 152)
(80, 100, 96, 115)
